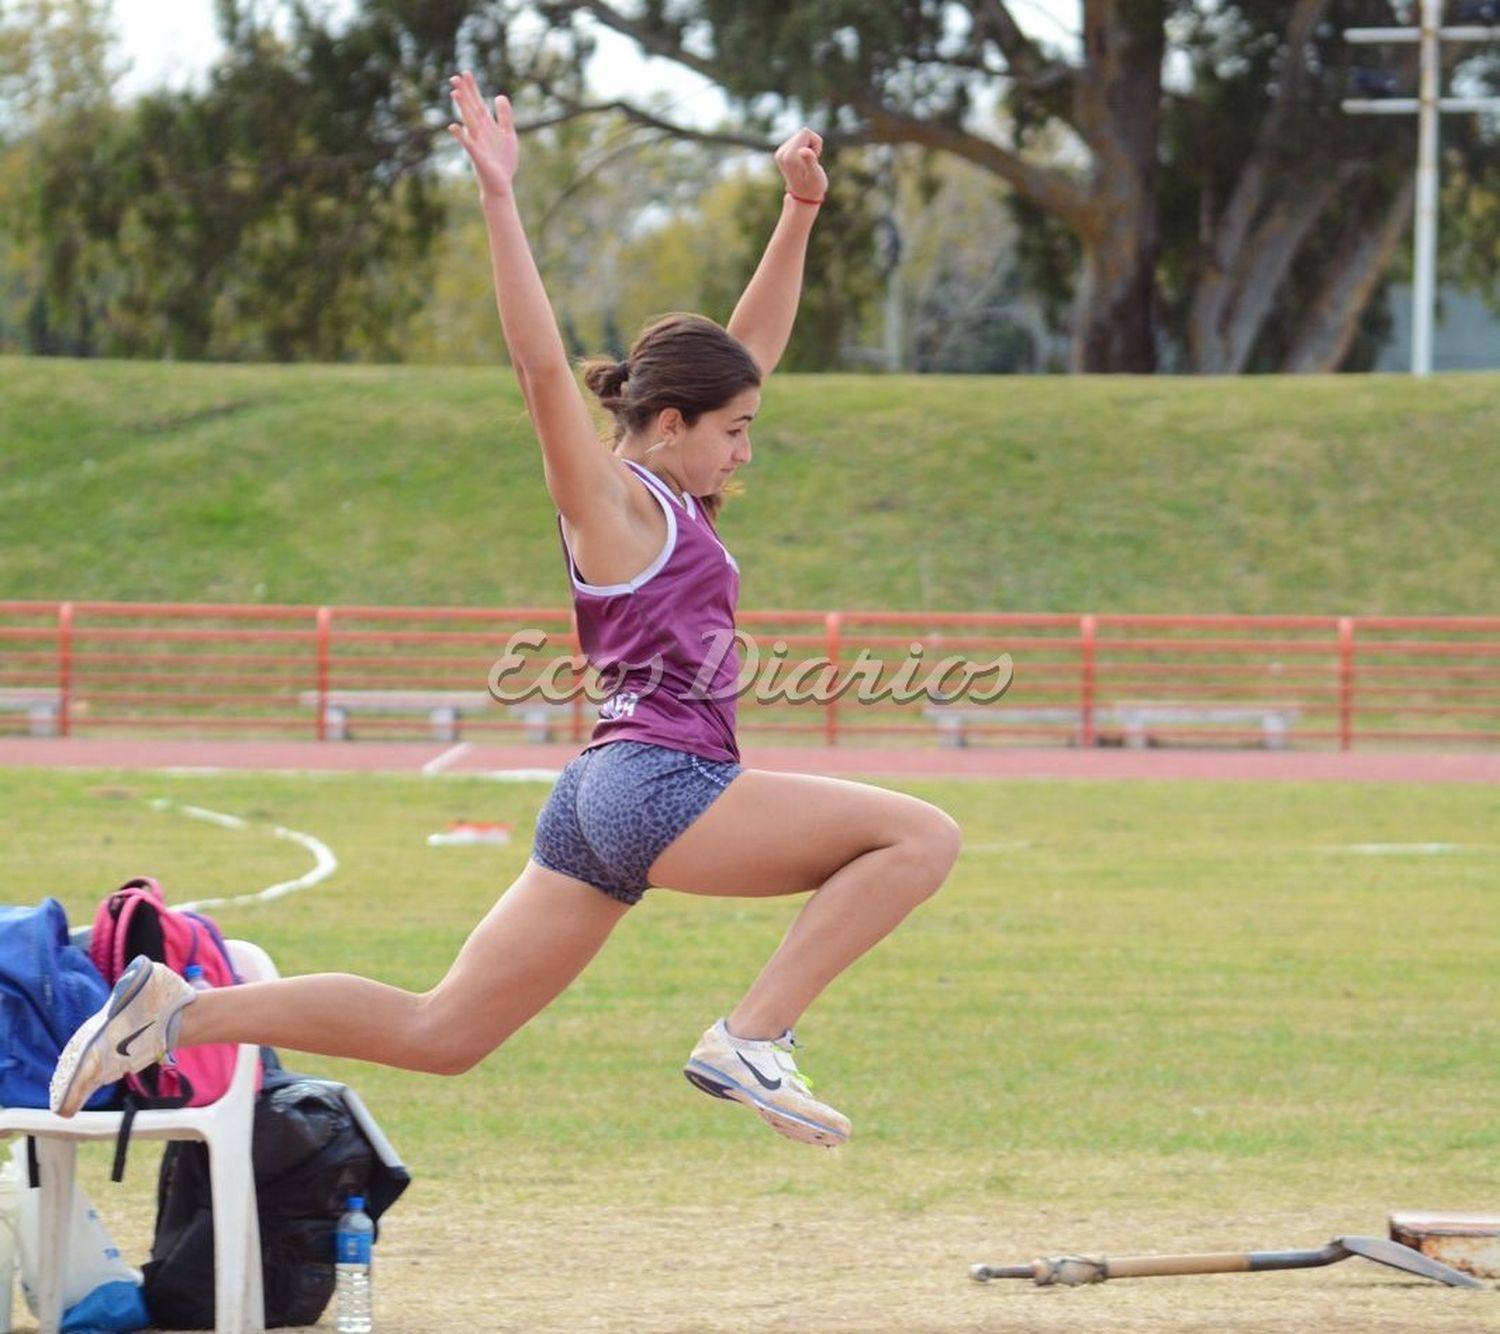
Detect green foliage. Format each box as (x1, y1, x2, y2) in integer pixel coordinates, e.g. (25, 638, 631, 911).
(687, 0, 958, 116)
(1150, 1, 1499, 371)
(402, 106, 887, 372)
(0, 0, 115, 135)
(0, 0, 117, 353)
(538, 3, 1500, 373)
(505, 109, 738, 357)
(1, 355, 1496, 614)
(4, 3, 1499, 372)
(1152, 3, 1380, 369)
(895, 148, 1043, 372)
(1439, 107, 1500, 314)
(695, 151, 885, 371)
(9, 2, 479, 359)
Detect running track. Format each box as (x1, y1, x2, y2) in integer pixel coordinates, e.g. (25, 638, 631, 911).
(1, 738, 1496, 783)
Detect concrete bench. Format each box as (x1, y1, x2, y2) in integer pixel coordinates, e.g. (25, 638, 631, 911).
(924, 705, 1085, 748)
(0, 688, 62, 737)
(924, 702, 1300, 749)
(1108, 702, 1301, 750)
(506, 702, 583, 743)
(300, 689, 493, 741)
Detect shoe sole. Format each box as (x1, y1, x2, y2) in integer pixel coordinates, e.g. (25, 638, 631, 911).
(51, 956, 155, 1116)
(684, 1059, 850, 1148)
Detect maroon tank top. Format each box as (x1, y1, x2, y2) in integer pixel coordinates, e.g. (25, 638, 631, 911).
(561, 460, 741, 762)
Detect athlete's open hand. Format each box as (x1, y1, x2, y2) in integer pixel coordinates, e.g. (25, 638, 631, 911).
(448, 71, 519, 200)
(774, 127, 827, 204)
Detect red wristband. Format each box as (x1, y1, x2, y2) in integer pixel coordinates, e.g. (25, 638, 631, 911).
(786, 191, 825, 206)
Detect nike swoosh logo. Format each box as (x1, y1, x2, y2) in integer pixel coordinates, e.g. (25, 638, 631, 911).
(116, 1023, 153, 1058)
(736, 1052, 782, 1090)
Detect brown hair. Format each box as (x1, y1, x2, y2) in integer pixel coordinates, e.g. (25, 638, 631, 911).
(581, 313, 761, 516)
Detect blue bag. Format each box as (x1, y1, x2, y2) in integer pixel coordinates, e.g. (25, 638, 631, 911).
(0, 898, 117, 1110)
(62, 1276, 150, 1332)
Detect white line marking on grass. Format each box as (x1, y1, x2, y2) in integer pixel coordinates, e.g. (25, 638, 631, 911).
(150, 798, 339, 910)
(1337, 843, 1463, 855)
(177, 803, 248, 829)
(475, 768, 563, 782)
(422, 742, 471, 775)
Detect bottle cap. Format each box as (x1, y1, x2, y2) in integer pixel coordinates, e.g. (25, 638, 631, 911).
(347, 1195, 365, 1211)
(185, 964, 205, 980)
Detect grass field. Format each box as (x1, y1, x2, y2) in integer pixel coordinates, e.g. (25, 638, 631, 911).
(2, 356, 1497, 614)
(3, 765, 1496, 1330)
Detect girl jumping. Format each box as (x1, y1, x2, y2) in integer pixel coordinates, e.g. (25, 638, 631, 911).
(52, 72, 961, 1148)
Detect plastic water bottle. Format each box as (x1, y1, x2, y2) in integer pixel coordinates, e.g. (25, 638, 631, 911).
(335, 1195, 375, 1333)
(184, 963, 212, 992)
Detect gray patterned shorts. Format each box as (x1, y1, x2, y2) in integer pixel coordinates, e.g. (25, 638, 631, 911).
(531, 741, 742, 905)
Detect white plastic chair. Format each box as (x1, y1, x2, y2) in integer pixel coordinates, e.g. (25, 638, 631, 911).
(0, 939, 276, 1334)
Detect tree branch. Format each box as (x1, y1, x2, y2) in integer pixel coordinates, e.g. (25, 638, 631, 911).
(517, 99, 777, 152)
(555, 0, 724, 84)
(540, 0, 1096, 230)
(962, 0, 1069, 90)
(856, 97, 1091, 229)
(1283, 177, 1417, 373)
(1216, 160, 1358, 372)
(1260, 0, 1331, 143)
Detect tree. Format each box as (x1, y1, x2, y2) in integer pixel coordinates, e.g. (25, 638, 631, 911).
(0, 0, 120, 353)
(889, 148, 1052, 372)
(522, 0, 1172, 372)
(14, 1, 477, 358)
(1160, 1, 1408, 373)
(401, 110, 728, 365)
(518, 2, 1499, 374)
(0, 0, 115, 133)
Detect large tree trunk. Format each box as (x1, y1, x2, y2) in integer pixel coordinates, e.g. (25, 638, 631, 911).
(1191, 164, 1356, 373)
(1283, 177, 1416, 372)
(1186, 0, 1332, 373)
(1070, 0, 1166, 373)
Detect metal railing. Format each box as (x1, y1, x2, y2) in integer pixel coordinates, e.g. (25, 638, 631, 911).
(1, 601, 1496, 749)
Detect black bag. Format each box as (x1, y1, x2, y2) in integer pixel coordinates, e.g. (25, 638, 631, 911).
(142, 1053, 411, 1329)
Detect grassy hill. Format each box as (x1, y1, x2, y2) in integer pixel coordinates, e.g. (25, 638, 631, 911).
(1, 355, 1495, 613)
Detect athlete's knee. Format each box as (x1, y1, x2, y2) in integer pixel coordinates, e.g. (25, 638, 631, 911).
(410, 995, 507, 1076)
(894, 803, 962, 899)
(930, 807, 963, 872)
(418, 1043, 485, 1078)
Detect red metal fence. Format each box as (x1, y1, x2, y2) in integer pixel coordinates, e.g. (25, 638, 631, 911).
(1, 601, 1496, 749)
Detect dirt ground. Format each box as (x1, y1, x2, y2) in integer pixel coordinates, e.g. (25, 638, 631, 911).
(14, 1196, 1490, 1333)
(344, 1200, 1495, 1333)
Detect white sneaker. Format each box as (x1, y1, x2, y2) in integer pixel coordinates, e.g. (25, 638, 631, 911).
(50, 955, 196, 1117)
(684, 1019, 851, 1147)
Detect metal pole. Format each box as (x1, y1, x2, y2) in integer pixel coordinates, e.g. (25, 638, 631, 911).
(1411, 0, 1441, 377)
(1344, 11, 1500, 377)
(314, 605, 332, 740)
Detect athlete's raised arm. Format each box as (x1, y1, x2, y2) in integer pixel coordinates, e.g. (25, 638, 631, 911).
(447, 72, 628, 525)
(726, 128, 827, 377)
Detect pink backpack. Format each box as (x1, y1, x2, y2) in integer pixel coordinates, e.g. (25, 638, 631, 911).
(90, 876, 261, 1106)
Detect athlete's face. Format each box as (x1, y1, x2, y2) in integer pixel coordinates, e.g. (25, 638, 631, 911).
(665, 387, 760, 496)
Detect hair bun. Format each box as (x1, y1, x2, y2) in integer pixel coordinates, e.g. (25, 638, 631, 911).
(582, 356, 630, 401)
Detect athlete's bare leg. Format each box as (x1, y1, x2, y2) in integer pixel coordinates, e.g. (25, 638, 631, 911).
(649, 770, 961, 1038)
(179, 863, 631, 1074)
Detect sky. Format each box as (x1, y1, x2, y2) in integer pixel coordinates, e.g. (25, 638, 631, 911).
(111, 1, 1080, 103)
